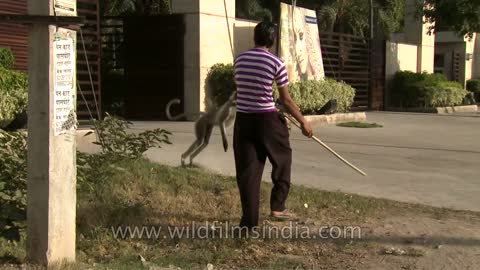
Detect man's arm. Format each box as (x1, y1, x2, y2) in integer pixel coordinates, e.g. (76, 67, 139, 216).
(277, 85, 313, 137)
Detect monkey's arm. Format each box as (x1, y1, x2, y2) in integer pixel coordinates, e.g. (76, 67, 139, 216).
(220, 122, 228, 152)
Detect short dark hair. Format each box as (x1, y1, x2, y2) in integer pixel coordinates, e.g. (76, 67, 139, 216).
(254, 20, 276, 48)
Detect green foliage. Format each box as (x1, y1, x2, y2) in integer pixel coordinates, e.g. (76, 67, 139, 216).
(102, 0, 171, 16)
(390, 71, 467, 108)
(337, 121, 383, 128)
(274, 79, 356, 114)
(205, 63, 236, 109)
(424, 0, 480, 38)
(91, 113, 172, 160)
(78, 114, 172, 191)
(101, 70, 127, 117)
(258, 0, 404, 38)
(236, 0, 272, 21)
(0, 114, 172, 241)
(466, 79, 480, 93)
(205, 63, 355, 113)
(0, 67, 28, 129)
(0, 130, 27, 241)
(376, 0, 405, 37)
(0, 48, 15, 69)
(423, 81, 468, 107)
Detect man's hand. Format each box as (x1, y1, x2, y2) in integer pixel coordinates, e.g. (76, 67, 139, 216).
(300, 121, 313, 138)
(277, 85, 313, 138)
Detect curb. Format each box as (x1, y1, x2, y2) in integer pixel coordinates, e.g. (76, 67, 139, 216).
(386, 105, 478, 114)
(304, 112, 367, 126)
(436, 105, 478, 114)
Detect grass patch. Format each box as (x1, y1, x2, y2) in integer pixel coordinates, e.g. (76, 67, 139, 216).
(2, 158, 478, 269)
(336, 122, 383, 128)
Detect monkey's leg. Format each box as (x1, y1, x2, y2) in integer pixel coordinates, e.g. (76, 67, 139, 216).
(220, 122, 228, 152)
(180, 118, 207, 166)
(181, 140, 201, 166)
(189, 125, 214, 165)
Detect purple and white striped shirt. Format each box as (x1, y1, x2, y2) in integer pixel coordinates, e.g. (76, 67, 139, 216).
(234, 48, 289, 113)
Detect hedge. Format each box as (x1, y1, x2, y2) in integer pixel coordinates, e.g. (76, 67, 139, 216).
(0, 47, 15, 70)
(205, 63, 356, 113)
(272, 79, 355, 114)
(205, 63, 236, 110)
(0, 67, 28, 128)
(390, 71, 467, 108)
(466, 79, 480, 93)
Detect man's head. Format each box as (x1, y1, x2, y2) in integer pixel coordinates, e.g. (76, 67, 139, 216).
(254, 20, 276, 48)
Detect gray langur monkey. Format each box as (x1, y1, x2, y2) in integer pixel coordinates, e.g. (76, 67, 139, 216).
(165, 91, 237, 166)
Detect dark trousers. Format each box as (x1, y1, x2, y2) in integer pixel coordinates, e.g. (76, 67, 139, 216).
(233, 111, 292, 228)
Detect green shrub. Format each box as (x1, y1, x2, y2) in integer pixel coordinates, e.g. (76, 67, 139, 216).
(0, 67, 28, 128)
(424, 81, 467, 107)
(0, 130, 27, 241)
(0, 115, 173, 241)
(205, 63, 356, 113)
(102, 69, 127, 117)
(78, 114, 172, 193)
(390, 71, 466, 107)
(0, 48, 15, 69)
(273, 79, 356, 114)
(466, 79, 480, 93)
(89, 113, 172, 161)
(205, 63, 236, 109)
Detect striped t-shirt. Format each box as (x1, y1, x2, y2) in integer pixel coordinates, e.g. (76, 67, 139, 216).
(233, 48, 289, 113)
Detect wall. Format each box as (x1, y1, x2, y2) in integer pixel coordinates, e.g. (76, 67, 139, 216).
(435, 31, 471, 86)
(403, 0, 434, 73)
(172, 0, 235, 115)
(233, 19, 257, 57)
(199, 2, 235, 113)
(465, 33, 478, 81)
(385, 41, 418, 78)
(233, 19, 280, 56)
(385, 41, 417, 107)
(434, 43, 455, 80)
(0, 0, 28, 71)
(474, 33, 480, 79)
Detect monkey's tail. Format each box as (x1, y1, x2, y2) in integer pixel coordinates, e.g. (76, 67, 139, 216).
(166, 98, 187, 120)
(165, 98, 204, 121)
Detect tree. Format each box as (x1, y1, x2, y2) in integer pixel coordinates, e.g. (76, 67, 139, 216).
(423, 0, 480, 38)
(256, 0, 404, 38)
(236, 0, 272, 21)
(100, 0, 171, 16)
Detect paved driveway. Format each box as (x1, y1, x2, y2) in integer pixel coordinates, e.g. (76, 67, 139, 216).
(81, 112, 480, 212)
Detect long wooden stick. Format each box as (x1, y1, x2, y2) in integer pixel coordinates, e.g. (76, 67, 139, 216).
(283, 113, 367, 176)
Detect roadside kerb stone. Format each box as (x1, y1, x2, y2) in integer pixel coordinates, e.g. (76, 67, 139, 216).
(304, 112, 367, 126)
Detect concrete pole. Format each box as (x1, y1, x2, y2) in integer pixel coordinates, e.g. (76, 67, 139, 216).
(27, 0, 77, 265)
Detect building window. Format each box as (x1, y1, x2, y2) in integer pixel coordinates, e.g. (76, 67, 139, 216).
(434, 54, 445, 74)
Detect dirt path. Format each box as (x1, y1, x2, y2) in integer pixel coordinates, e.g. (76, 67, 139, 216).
(354, 214, 480, 270)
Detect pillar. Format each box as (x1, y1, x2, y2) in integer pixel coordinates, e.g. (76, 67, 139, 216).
(171, 0, 235, 115)
(27, 0, 77, 265)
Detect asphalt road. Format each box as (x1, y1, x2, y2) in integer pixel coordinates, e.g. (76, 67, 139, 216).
(79, 111, 480, 212)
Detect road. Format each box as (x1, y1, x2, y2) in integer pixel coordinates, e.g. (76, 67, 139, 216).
(79, 111, 480, 212)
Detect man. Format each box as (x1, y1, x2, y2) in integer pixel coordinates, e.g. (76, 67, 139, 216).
(233, 20, 313, 230)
